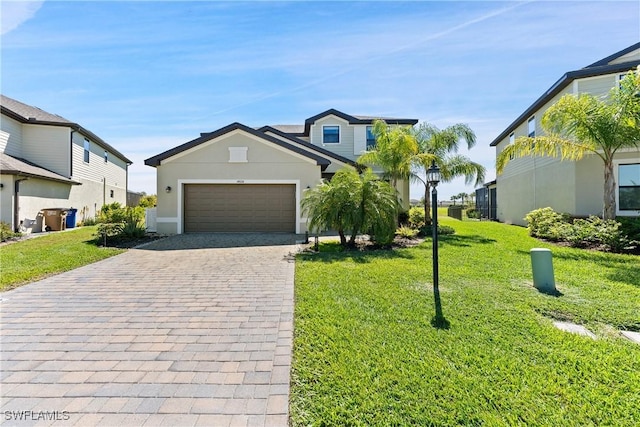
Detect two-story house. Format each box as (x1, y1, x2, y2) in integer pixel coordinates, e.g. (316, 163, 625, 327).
(489, 43, 640, 225)
(145, 109, 418, 234)
(1, 95, 132, 232)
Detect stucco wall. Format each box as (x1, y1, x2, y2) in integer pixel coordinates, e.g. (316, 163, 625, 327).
(155, 130, 322, 234)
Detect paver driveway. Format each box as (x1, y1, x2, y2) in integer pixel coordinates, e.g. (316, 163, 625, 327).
(1, 233, 302, 426)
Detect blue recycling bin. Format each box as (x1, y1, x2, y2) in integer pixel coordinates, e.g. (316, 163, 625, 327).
(66, 208, 78, 228)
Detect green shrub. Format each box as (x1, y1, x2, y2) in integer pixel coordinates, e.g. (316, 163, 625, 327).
(617, 217, 640, 242)
(122, 207, 146, 238)
(395, 226, 419, 239)
(96, 222, 124, 246)
(0, 222, 21, 242)
(138, 194, 157, 208)
(466, 208, 481, 219)
(397, 210, 409, 226)
(524, 207, 569, 239)
(81, 216, 99, 226)
(420, 224, 455, 236)
(408, 206, 425, 229)
(97, 204, 146, 239)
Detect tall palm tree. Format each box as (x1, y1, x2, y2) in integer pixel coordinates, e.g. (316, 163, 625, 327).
(497, 68, 640, 219)
(413, 123, 486, 224)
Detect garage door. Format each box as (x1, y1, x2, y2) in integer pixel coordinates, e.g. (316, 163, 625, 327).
(184, 184, 296, 232)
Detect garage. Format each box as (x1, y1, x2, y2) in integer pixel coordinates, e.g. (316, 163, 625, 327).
(183, 184, 296, 233)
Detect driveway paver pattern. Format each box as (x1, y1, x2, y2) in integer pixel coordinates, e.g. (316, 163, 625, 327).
(1, 233, 301, 426)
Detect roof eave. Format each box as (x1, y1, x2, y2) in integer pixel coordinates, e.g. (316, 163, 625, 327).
(489, 60, 640, 147)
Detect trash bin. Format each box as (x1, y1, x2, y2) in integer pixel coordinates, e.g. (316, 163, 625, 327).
(42, 208, 67, 231)
(66, 208, 78, 229)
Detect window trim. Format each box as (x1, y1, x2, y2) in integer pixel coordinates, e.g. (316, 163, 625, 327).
(322, 125, 340, 144)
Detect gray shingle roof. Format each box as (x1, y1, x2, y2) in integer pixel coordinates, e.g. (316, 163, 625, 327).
(0, 153, 81, 184)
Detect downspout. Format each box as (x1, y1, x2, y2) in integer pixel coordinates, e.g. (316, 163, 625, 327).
(13, 177, 28, 232)
(103, 177, 106, 207)
(70, 130, 76, 178)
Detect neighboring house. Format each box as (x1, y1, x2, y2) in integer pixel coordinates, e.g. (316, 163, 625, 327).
(0, 95, 132, 232)
(145, 109, 418, 234)
(488, 43, 640, 226)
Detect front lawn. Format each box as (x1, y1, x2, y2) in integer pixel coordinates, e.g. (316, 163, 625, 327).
(292, 217, 640, 426)
(0, 226, 124, 291)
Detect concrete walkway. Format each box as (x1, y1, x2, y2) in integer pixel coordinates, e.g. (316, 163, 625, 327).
(1, 233, 302, 426)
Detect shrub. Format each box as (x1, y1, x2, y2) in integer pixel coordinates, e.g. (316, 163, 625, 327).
(420, 224, 455, 237)
(397, 210, 410, 226)
(617, 217, 640, 242)
(466, 208, 481, 219)
(121, 207, 146, 238)
(97, 204, 146, 239)
(96, 222, 124, 246)
(408, 206, 425, 229)
(395, 226, 419, 239)
(524, 207, 569, 239)
(138, 194, 157, 208)
(0, 222, 21, 242)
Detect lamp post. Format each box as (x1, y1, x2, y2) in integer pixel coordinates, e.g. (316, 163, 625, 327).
(426, 161, 446, 327)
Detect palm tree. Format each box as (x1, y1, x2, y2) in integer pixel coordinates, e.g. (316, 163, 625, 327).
(301, 167, 398, 247)
(413, 123, 486, 224)
(497, 68, 640, 219)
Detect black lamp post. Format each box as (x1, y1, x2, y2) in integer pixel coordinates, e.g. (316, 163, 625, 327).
(426, 161, 447, 327)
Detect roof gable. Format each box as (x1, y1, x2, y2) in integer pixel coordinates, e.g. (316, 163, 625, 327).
(490, 43, 640, 147)
(303, 108, 418, 134)
(1, 94, 132, 164)
(145, 122, 331, 168)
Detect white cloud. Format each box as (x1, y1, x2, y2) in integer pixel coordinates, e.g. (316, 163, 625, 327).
(1, 0, 44, 35)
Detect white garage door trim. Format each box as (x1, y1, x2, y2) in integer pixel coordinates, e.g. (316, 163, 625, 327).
(177, 179, 302, 234)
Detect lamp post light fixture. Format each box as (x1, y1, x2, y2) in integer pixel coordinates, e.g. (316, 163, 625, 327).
(427, 161, 447, 327)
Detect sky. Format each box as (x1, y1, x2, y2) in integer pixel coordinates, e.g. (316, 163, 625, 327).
(2, 0, 639, 201)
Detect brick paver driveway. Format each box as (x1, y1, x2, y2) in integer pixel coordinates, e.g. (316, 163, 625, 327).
(1, 233, 302, 426)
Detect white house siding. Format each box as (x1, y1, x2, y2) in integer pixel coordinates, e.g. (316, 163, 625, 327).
(154, 130, 322, 234)
(1, 115, 23, 157)
(576, 74, 618, 97)
(70, 131, 128, 212)
(22, 124, 71, 177)
(610, 50, 640, 65)
(353, 125, 367, 156)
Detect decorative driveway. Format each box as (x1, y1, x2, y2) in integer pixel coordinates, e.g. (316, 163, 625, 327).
(1, 233, 302, 426)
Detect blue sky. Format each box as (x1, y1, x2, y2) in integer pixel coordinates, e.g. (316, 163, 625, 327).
(2, 1, 639, 200)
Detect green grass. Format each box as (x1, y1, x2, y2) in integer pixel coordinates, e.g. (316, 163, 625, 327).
(0, 226, 124, 291)
(292, 216, 640, 426)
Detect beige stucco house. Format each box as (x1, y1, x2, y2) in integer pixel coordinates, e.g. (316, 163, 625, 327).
(145, 109, 417, 234)
(0, 95, 132, 232)
(490, 43, 640, 225)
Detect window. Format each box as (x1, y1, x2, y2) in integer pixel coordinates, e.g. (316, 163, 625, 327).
(104, 150, 108, 163)
(527, 117, 535, 137)
(619, 163, 640, 211)
(366, 126, 376, 150)
(110, 189, 114, 198)
(508, 132, 515, 160)
(323, 125, 340, 144)
(84, 139, 90, 163)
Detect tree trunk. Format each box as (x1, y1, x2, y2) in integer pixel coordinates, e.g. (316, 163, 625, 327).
(338, 228, 347, 246)
(603, 159, 617, 220)
(424, 184, 432, 225)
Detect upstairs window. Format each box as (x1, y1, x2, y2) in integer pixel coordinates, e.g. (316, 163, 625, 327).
(84, 139, 90, 163)
(366, 126, 376, 150)
(323, 125, 340, 144)
(619, 163, 640, 211)
(508, 132, 515, 160)
(104, 150, 108, 163)
(527, 116, 536, 137)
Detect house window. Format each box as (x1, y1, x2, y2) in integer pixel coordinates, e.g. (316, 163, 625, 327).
(508, 132, 515, 160)
(323, 126, 340, 144)
(104, 151, 108, 163)
(110, 189, 114, 198)
(527, 117, 536, 137)
(84, 139, 90, 163)
(366, 126, 376, 150)
(619, 163, 640, 211)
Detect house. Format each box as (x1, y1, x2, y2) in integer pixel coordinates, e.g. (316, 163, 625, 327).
(145, 109, 418, 234)
(488, 43, 640, 225)
(0, 95, 132, 232)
